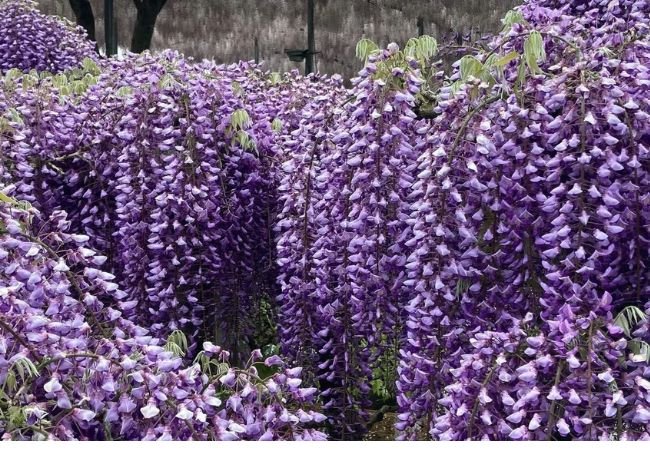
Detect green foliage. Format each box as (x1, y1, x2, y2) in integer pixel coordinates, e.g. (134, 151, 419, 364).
(370, 335, 399, 403)
(3, 357, 38, 394)
(228, 109, 256, 151)
(459, 55, 485, 81)
(164, 330, 189, 357)
(193, 351, 229, 378)
(355, 38, 379, 65)
(271, 118, 283, 133)
(523, 31, 546, 74)
(615, 306, 647, 337)
(230, 109, 252, 130)
(268, 72, 282, 85)
(501, 10, 528, 31)
(404, 35, 438, 67)
(615, 306, 650, 363)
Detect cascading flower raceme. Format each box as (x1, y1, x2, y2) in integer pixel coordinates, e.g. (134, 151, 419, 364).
(0, 0, 97, 75)
(0, 197, 327, 440)
(274, 0, 650, 441)
(394, 0, 650, 440)
(0, 51, 346, 366)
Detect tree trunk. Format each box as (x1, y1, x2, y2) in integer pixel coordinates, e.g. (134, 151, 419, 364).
(68, 0, 97, 49)
(130, 0, 168, 53)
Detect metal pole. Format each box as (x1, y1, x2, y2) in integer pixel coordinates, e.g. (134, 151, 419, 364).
(417, 16, 424, 36)
(306, 0, 315, 74)
(105, 0, 117, 56)
(254, 37, 260, 64)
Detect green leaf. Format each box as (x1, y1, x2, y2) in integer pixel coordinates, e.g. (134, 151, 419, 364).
(416, 35, 438, 62)
(523, 31, 546, 74)
(81, 57, 101, 76)
(0, 192, 18, 205)
(501, 10, 527, 30)
(116, 86, 133, 98)
(271, 118, 283, 133)
(9, 357, 39, 385)
(493, 51, 520, 68)
(459, 55, 484, 81)
(164, 330, 188, 357)
(404, 38, 419, 59)
(269, 72, 282, 85)
(615, 306, 647, 337)
(230, 109, 251, 130)
(356, 38, 379, 65)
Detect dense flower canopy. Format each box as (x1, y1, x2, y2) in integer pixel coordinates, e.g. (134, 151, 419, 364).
(0, 0, 97, 74)
(0, 197, 327, 440)
(0, 0, 649, 441)
(274, 0, 650, 440)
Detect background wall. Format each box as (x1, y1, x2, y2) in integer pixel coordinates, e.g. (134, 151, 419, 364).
(37, 0, 520, 79)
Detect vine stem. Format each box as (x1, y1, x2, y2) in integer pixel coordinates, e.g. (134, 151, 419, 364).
(482, 31, 581, 64)
(467, 363, 497, 440)
(0, 316, 42, 363)
(546, 360, 566, 440)
(448, 94, 501, 162)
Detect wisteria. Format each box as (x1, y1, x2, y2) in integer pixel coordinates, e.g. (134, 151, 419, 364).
(394, 0, 650, 440)
(274, 0, 650, 441)
(1, 0, 649, 442)
(0, 0, 96, 74)
(0, 197, 327, 440)
(0, 52, 345, 365)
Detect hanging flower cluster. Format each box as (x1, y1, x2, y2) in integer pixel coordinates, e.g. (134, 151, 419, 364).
(0, 51, 345, 365)
(274, 41, 443, 437)
(274, 0, 650, 441)
(0, 196, 327, 440)
(0, 0, 96, 75)
(395, 0, 650, 440)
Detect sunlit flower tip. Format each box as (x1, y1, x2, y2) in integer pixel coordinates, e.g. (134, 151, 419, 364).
(286, 367, 302, 378)
(556, 419, 570, 436)
(478, 388, 492, 405)
(195, 409, 207, 423)
(635, 377, 650, 392)
(202, 342, 221, 354)
(566, 389, 581, 405)
(250, 349, 263, 361)
(547, 386, 563, 401)
(53, 259, 69, 272)
(286, 378, 302, 388)
(633, 406, 650, 424)
(508, 425, 527, 440)
(175, 407, 193, 420)
(228, 422, 246, 433)
(259, 430, 274, 441)
(264, 355, 284, 366)
(140, 402, 160, 419)
(44, 377, 62, 393)
(386, 42, 399, 53)
(219, 370, 237, 387)
(612, 390, 627, 406)
(506, 410, 524, 424)
(204, 396, 222, 407)
(566, 354, 581, 369)
(265, 379, 279, 394)
(73, 408, 96, 422)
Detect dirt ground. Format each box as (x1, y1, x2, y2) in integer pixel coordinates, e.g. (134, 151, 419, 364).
(364, 412, 397, 441)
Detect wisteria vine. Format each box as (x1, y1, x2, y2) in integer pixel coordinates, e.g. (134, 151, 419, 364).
(0, 0, 649, 442)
